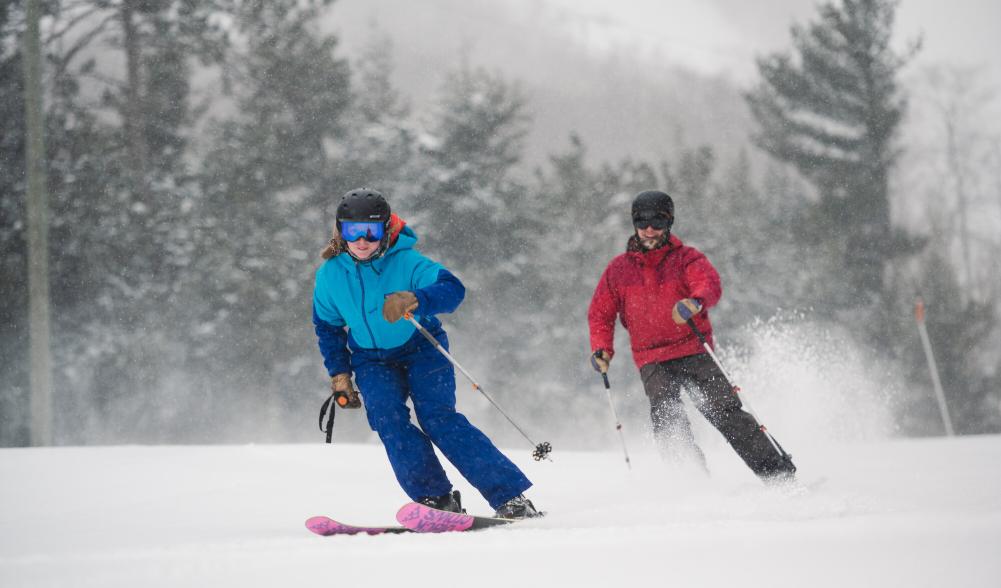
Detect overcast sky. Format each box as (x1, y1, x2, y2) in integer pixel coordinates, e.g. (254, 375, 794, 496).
(541, 0, 1001, 85)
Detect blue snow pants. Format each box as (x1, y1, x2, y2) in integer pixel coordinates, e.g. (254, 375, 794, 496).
(351, 328, 532, 509)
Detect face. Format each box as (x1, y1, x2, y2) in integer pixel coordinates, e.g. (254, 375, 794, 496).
(633, 214, 671, 250)
(346, 238, 379, 260)
(636, 226, 667, 249)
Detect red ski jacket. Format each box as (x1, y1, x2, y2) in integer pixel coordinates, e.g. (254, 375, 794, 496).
(588, 234, 722, 369)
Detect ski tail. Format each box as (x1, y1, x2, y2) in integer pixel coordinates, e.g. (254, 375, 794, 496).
(305, 515, 411, 536)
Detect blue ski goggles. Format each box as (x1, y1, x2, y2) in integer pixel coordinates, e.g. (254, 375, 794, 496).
(340, 221, 386, 243)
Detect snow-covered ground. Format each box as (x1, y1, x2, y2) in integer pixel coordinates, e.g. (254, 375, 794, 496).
(2, 435, 1000, 587)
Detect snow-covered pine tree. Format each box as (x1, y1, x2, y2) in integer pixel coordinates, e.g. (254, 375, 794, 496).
(192, 0, 353, 437)
(745, 0, 920, 322)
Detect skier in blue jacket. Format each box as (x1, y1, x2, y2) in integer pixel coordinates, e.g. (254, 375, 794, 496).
(313, 188, 540, 518)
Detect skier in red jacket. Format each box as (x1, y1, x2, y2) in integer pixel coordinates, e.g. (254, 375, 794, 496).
(588, 190, 796, 481)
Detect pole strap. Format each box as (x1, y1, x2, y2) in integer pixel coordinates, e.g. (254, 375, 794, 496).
(319, 393, 336, 443)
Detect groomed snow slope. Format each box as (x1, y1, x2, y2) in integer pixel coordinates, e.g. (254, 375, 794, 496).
(2, 436, 1000, 588)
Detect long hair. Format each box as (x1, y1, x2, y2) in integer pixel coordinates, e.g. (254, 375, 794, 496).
(320, 227, 344, 259)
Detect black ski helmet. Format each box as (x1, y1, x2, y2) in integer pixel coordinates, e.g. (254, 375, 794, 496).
(336, 188, 392, 262)
(631, 190, 674, 223)
(336, 188, 391, 224)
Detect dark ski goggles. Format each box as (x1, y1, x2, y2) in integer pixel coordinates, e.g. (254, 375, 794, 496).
(633, 214, 671, 230)
(340, 221, 386, 243)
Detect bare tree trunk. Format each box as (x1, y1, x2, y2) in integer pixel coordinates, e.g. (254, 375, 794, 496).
(24, 0, 53, 446)
(944, 117, 974, 299)
(121, 0, 148, 192)
(926, 65, 996, 302)
(993, 138, 1001, 300)
(993, 138, 1001, 258)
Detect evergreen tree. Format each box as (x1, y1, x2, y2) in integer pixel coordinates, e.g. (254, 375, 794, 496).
(4, 1, 241, 443)
(661, 145, 716, 234)
(699, 150, 779, 330)
(193, 0, 352, 433)
(0, 0, 30, 446)
(414, 64, 529, 271)
(49, 1, 229, 441)
(401, 65, 532, 433)
(745, 0, 919, 311)
(0, 1, 161, 443)
(898, 248, 996, 434)
(521, 136, 656, 396)
(328, 30, 418, 197)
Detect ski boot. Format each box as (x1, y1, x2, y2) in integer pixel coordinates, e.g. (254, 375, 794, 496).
(417, 490, 464, 513)
(760, 455, 798, 487)
(494, 494, 542, 519)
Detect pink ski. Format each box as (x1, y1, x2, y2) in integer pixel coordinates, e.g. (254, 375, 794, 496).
(395, 502, 515, 533)
(305, 515, 410, 536)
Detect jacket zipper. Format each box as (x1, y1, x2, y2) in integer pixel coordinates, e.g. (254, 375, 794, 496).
(356, 264, 378, 347)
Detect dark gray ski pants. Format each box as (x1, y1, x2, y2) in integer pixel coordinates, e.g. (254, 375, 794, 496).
(639, 353, 794, 479)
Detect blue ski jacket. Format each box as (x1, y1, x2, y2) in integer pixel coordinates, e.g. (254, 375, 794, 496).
(312, 224, 465, 376)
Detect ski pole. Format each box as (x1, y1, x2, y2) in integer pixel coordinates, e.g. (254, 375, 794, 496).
(404, 313, 553, 462)
(685, 319, 793, 464)
(592, 352, 631, 470)
(914, 298, 955, 436)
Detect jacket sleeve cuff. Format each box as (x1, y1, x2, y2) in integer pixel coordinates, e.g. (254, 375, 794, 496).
(413, 289, 432, 315)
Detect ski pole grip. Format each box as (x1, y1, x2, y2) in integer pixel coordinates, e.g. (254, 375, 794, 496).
(590, 352, 611, 388)
(591, 350, 611, 375)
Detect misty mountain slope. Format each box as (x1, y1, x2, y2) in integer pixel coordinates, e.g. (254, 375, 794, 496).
(2, 436, 999, 587)
(326, 0, 755, 166)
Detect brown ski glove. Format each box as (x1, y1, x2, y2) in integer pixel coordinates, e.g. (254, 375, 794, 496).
(382, 291, 419, 323)
(331, 373, 361, 409)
